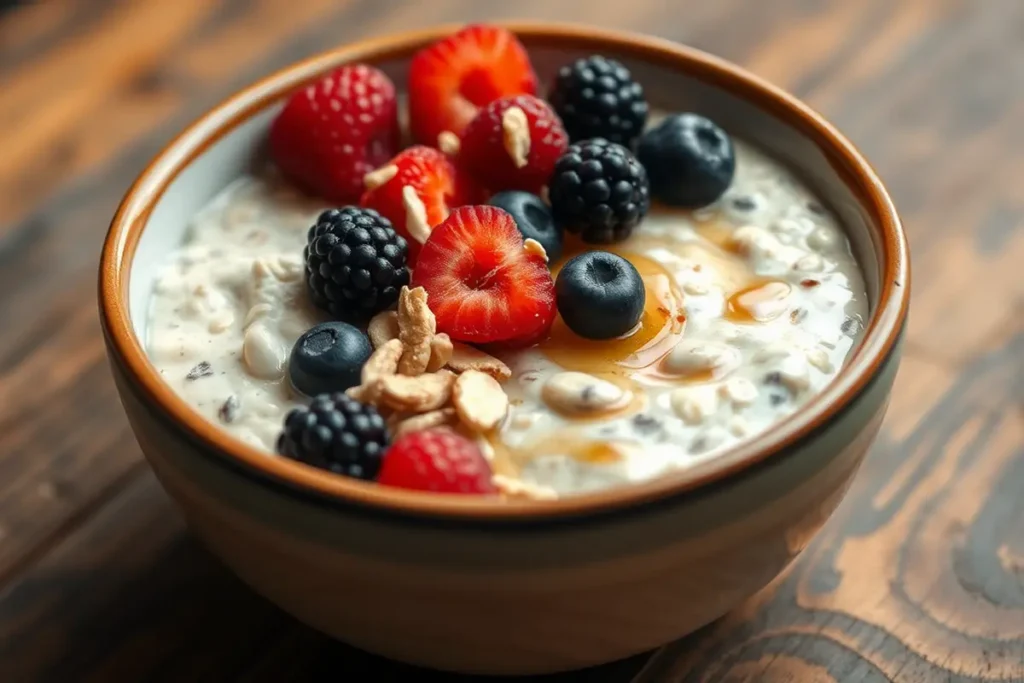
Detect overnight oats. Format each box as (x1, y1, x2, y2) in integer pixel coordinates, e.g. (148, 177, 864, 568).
(146, 25, 867, 499)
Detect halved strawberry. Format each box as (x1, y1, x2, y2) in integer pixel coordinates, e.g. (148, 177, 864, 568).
(460, 94, 569, 194)
(408, 25, 538, 144)
(412, 206, 556, 345)
(360, 146, 481, 264)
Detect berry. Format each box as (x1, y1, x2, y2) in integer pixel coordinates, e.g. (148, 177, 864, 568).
(378, 429, 495, 494)
(549, 138, 650, 244)
(408, 24, 538, 144)
(637, 113, 736, 208)
(555, 251, 646, 340)
(277, 393, 389, 480)
(304, 207, 410, 321)
(289, 322, 372, 397)
(411, 205, 556, 345)
(548, 55, 648, 147)
(360, 146, 480, 264)
(487, 190, 562, 261)
(557, 250, 643, 339)
(270, 64, 400, 203)
(460, 95, 568, 193)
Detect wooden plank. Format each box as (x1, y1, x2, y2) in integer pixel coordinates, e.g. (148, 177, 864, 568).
(639, 329, 1024, 682)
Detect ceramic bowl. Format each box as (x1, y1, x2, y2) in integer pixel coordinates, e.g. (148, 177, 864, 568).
(99, 23, 909, 676)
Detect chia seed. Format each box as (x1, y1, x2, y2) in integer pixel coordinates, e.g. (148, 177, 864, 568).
(731, 196, 757, 211)
(218, 395, 240, 423)
(186, 361, 213, 380)
(631, 413, 662, 434)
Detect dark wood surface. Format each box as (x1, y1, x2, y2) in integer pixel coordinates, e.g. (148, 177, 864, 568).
(0, 1, 1021, 681)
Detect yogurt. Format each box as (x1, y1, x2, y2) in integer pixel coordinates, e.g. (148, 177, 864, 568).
(146, 139, 868, 496)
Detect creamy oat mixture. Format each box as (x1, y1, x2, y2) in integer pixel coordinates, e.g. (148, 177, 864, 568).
(147, 139, 867, 496)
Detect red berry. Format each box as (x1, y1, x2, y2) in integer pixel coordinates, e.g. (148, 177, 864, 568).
(408, 25, 538, 144)
(411, 206, 556, 345)
(378, 429, 496, 494)
(270, 64, 400, 203)
(360, 146, 481, 264)
(460, 95, 568, 194)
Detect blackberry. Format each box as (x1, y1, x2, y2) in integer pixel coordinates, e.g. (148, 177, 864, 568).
(548, 55, 649, 147)
(304, 207, 410, 322)
(276, 393, 389, 480)
(549, 138, 650, 244)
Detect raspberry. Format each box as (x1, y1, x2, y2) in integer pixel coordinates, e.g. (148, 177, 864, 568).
(270, 64, 400, 203)
(277, 393, 389, 480)
(459, 94, 568, 194)
(378, 429, 496, 494)
(303, 207, 409, 321)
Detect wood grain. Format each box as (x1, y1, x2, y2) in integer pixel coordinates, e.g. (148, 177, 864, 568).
(0, 0, 1021, 681)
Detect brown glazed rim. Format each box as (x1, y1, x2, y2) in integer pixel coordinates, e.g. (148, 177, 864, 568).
(99, 22, 909, 522)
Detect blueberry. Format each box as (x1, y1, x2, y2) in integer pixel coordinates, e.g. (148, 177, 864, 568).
(555, 251, 645, 340)
(637, 113, 735, 208)
(487, 191, 563, 261)
(288, 322, 372, 397)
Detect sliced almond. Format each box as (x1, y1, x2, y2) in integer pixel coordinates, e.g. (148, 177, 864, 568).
(392, 407, 458, 437)
(541, 371, 630, 416)
(364, 163, 398, 189)
(437, 130, 461, 156)
(397, 286, 436, 376)
(402, 185, 432, 244)
(453, 370, 508, 432)
(501, 106, 531, 169)
(446, 342, 512, 382)
(385, 410, 407, 433)
(367, 310, 400, 348)
(474, 434, 496, 461)
(349, 338, 403, 402)
(523, 238, 548, 263)
(427, 332, 454, 372)
(492, 474, 558, 501)
(378, 371, 455, 413)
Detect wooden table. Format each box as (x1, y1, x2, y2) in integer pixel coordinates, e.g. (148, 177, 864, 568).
(1, 1, 1021, 681)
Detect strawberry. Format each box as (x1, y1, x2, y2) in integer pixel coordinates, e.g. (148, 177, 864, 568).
(460, 94, 569, 193)
(407, 25, 538, 144)
(270, 64, 400, 203)
(411, 206, 556, 345)
(378, 429, 496, 494)
(360, 146, 481, 264)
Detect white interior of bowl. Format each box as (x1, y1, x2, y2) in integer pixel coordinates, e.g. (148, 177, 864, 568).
(128, 45, 881, 349)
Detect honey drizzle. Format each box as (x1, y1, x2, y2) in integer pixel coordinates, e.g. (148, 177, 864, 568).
(538, 247, 685, 375)
(725, 280, 793, 323)
(491, 430, 641, 471)
(486, 211, 796, 473)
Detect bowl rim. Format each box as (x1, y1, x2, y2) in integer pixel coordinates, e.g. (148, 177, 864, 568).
(99, 21, 909, 523)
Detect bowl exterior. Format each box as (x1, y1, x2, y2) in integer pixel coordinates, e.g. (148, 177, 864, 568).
(106, 338, 898, 674)
(100, 24, 908, 676)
